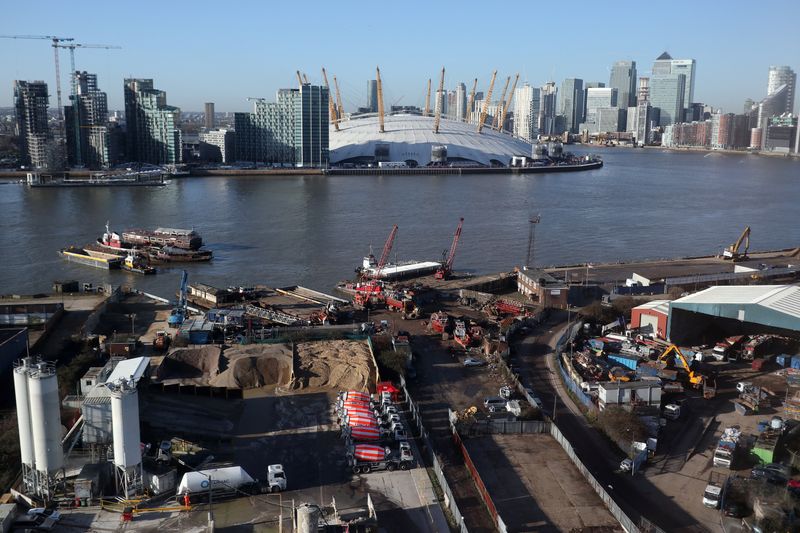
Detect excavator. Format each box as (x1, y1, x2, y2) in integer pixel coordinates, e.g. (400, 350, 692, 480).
(657, 344, 706, 388)
(722, 226, 750, 261)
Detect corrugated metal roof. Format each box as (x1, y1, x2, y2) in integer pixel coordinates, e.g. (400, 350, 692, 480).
(674, 285, 798, 308)
(106, 356, 150, 384)
(634, 300, 671, 315)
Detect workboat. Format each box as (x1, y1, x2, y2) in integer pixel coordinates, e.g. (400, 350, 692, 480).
(357, 254, 441, 280)
(122, 227, 203, 250)
(145, 246, 212, 264)
(121, 251, 156, 275)
(60, 247, 122, 270)
(94, 222, 135, 255)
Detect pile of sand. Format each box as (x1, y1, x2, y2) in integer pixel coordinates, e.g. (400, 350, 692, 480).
(156, 346, 222, 384)
(294, 340, 375, 392)
(210, 344, 293, 389)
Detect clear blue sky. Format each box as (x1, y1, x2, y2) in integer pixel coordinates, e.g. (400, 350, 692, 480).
(2, 0, 798, 114)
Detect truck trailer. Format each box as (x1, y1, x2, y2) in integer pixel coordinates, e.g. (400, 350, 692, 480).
(175, 464, 286, 503)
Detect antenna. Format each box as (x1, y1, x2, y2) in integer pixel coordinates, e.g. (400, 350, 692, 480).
(525, 214, 541, 268)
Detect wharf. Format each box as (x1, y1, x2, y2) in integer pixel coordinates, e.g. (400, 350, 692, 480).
(401, 271, 518, 293)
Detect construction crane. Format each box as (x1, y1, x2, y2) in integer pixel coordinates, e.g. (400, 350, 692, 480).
(0, 34, 75, 126)
(168, 270, 189, 328)
(492, 76, 511, 130)
(657, 344, 705, 388)
(466, 78, 478, 123)
(54, 42, 121, 167)
(723, 226, 751, 261)
(433, 67, 445, 134)
(435, 218, 464, 280)
(321, 68, 340, 131)
(333, 76, 345, 123)
(477, 70, 497, 134)
(525, 214, 541, 268)
(376, 66, 386, 134)
(373, 224, 398, 280)
(498, 73, 519, 133)
(424, 78, 431, 117)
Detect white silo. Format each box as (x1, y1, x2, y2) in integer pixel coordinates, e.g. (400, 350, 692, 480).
(27, 361, 64, 499)
(109, 379, 142, 498)
(13, 359, 36, 493)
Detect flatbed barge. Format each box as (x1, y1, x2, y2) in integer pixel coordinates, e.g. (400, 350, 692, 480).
(27, 170, 167, 187)
(59, 247, 122, 270)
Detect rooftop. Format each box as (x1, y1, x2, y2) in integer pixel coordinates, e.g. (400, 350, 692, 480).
(673, 285, 800, 316)
(634, 300, 671, 315)
(106, 356, 151, 384)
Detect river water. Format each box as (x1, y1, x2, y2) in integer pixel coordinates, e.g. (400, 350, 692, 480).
(1, 148, 798, 298)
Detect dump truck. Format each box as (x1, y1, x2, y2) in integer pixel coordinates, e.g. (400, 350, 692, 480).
(347, 443, 413, 474)
(713, 427, 742, 469)
(175, 464, 286, 503)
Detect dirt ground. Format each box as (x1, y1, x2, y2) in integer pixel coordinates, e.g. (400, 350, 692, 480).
(293, 340, 376, 392)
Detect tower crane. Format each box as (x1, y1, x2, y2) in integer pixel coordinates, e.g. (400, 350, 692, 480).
(466, 78, 478, 123)
(53, 42, 121, 167)
(321, 68, 340, 131)
(433, 67, 445, 134)
(435, 218, 464, 280)
(424, 78, 431, 117)
(477, 71, 497, 133)
(492, 76, 511, 130)
(333, 76, 345, 123)
(376, 66, 386, 134)
(168, 270, 190, 327)
(498, 73, 519, 134)
(723, 226, 751, 261)
(0, 34, 75, 127)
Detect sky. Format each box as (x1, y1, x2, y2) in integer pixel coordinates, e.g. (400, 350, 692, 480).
(2, 0, 799, 114)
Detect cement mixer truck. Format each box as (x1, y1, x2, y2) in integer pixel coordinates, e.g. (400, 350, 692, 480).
(175, 464, 287, 503)
(347, 442, 413, 474)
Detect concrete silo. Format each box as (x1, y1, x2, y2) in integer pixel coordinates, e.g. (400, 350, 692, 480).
(27, 361, 64, 500)
(13, 358, 36, 494)
(109, 378, 142, 498)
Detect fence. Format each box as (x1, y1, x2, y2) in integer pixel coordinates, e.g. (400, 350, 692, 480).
(452, 412, 550, 436)
(557, 356, 596, 411)
(401, 379, 469, 533)
(452, 430, 505, 532)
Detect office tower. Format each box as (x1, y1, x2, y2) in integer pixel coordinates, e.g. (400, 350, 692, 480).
(366, 80, 378, 113)
(455, 83, 467, 122)
(767, 66, 796, 114)
(434, 89, 447, 117)
(582, 82, 605, 119)
(584, 88, 617, 119)
(295, 84, 329, 166)
(652, 52, 696, 117)
(446, 90, 457, 120)
(560, 78, 584, 134)
(124, 78, 182, 164)
(539, 82, 558, 135)
(14, 80, 50, 169)
(743, 98, 755, 114)
(609, 60, 637, 108)
(512, 83, 540, 142)
(204, 102, 215, 129)
(65, 72, 110, 169)
(650, 74, 686, 127)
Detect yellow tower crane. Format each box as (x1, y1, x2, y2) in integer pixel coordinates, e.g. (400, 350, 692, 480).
(477, 71, 497, 133)
(424, 78, 431, 117)
(433, 67, 445, 134)
(467, 78, 478, 123)
(321, 68, 340, 132)
(498, 73, 519, 133)
(376, 67, 386, 133)
(492, 76, 511, 130)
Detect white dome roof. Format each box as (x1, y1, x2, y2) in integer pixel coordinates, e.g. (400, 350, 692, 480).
(329, 114, 532, 167)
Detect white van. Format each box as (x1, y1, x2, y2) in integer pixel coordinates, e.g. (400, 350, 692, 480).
(484, 397, 507, 412)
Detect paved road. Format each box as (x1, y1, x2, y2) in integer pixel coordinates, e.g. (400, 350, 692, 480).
(512, 312, 710, 532)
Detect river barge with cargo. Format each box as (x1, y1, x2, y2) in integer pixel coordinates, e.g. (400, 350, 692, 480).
(59, 247, 122, 269)
(26, 168, 167, 187)
(122, 227, 203, 250)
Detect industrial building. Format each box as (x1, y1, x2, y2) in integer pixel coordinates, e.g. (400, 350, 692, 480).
(667, 285, 800, 345)
(630, 300, 670, 339)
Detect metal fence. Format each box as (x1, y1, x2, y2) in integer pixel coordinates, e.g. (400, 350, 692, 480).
(557, 357, 596, 411)
(452, 430, 505, 533)
(455, 414, 550, 436)
(401, 379, 469, 533)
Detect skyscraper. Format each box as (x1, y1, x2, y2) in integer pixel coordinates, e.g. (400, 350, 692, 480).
(124, 78, 182, 165)
(767, 66, 796, 114)
(14, 80, 50, 169)
(650, 74, 686, 127)
(635, 77, 651, 146)
(366, 80, 378, 113)
(65, 71, 110, 169)
(204, 102, 215, 129)
(539, 82, 558, 135)
(513, 83, 540, 142)
(609, 60, 637, 109)
(295, 84, 330, 167)
(652, 52, 696, 117)
(434, 89, 447, 117)
(560, 78, 584, 134)
(454, 83, 467, 122)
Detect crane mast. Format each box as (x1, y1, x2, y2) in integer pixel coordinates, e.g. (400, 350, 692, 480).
(376, 66, 385, 134)
(424, 78, 431, 117)
(296, 70, 304, 88)
(433, 67, 445, 134)
(436, 218, 464, 280)
(333, 76, 345, 123)
(467, 78, 478, 124)
(477, 70, 497, 133)
(492, 76, 511, 130)
(321, 68, 340, 131)
(374, 225, 398, 279)
(499, 73, 519, 134)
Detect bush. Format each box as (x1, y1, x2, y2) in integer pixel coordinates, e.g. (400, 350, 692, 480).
(375, 349, 407, 378)
(596, 406, 648, 450)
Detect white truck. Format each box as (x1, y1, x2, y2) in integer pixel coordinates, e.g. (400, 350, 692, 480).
(175, 465, 286, 503)
(713, 427, 742, 469)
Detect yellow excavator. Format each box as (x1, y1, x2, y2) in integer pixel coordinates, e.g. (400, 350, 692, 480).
(657, 344, 705, 388)
(723, 226, 750, 261)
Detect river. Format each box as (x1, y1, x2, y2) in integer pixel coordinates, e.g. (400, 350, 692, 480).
(1, 147, 798, 298)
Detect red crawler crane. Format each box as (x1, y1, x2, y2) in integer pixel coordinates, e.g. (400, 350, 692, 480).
(435, 218, 464, 280)
(354, 225, 398, 306)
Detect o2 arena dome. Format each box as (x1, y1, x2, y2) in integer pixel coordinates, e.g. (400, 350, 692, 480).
(329, 114, 533, 167)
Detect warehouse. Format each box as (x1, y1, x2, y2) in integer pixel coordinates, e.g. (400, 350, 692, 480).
(630, 300, 670, 339)
(667, 285, 800, 345)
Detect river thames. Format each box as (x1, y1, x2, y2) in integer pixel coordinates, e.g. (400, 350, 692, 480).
(1, 147, 798, 298)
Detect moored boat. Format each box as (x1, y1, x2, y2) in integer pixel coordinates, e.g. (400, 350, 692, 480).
(122, 227, 203, 250)
(146, 246, 213, 264)
(60, 247, 122, 270)
(121, 251, 156, 275)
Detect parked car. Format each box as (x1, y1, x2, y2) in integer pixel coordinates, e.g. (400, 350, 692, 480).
(463, 357, 485, 367)
(751, 463, 791, 484)
(484, 397, 507, 411)
(619, 458, 633, 472)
